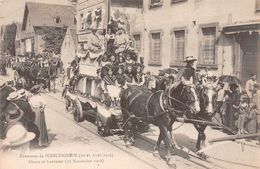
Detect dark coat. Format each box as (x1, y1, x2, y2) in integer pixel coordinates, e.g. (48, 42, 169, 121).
(13, 99, 39, 146)
(13, 99, 35, 123)
(0, 85, 15, 114)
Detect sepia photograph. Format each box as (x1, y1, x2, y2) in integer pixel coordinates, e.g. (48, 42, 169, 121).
(0, 0, 259, 169)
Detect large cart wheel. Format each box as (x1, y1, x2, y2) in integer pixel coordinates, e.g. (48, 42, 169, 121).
(96, 116, 110, 137)
(73, 99, 84, 122)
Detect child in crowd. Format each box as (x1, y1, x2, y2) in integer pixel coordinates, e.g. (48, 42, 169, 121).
(235, 93, 250, 135)
(124, 64, 134, 85)
(133, 64, 145, 86)
(125, 53, 134, 66)
(118, 54, 125, 67)
(115, 66, 126, 88)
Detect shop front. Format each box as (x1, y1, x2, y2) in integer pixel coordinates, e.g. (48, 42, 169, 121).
(223, 22, 260, 85)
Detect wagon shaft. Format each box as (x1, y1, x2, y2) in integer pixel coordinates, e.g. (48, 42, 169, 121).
(176, 117, 218, 126)
(208, 132, 260, 143)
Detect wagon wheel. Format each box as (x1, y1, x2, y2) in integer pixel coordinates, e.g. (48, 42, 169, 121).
(73, 99, 84, 122)
(96, 116, 110, 137)
(65, 96, 71, 111)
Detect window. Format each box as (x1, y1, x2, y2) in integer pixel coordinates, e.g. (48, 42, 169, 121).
(81, 22, 84, 30)
(95, 8, 102, 28)
(95, 8, 102, 21)
(171, 30, 185, 64)
(171, 0, 187, 3)
(256, 0, 260, 12)
(199, 27, 216, 65)
(149, 32, 162, 65)
(150, 0, 163, 8)
(133, 34, 141, 54)
(86, 12, 92, 29)
(54, 17, 61, 24)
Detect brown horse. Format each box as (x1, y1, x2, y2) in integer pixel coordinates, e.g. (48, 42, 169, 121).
(120, 82, 200, 164)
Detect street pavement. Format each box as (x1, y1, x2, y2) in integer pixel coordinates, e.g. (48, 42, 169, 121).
(0, 68, 260, 169)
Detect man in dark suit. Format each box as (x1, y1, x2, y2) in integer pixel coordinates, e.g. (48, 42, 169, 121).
(0, 82, 15, 138)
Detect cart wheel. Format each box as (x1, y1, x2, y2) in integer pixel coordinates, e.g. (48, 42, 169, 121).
(96, 116, 110, 137)
(65, 96, 71, 111)
(73, 99, 84, 122)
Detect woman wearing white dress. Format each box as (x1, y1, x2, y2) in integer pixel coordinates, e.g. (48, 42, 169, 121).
(29, 85, 48, 147)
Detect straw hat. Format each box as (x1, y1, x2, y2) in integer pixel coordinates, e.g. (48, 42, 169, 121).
(184, 56, 197, 62)
(3, 123, 35, 146)
(17, 89, 26, 98)
(30, 85, 42, 94)
(7, 92, 22, 101)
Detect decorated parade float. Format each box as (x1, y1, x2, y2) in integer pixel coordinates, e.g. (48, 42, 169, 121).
(64, 53, 125, 136)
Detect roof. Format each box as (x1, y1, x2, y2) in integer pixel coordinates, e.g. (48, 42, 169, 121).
(22, 2, 75, 30)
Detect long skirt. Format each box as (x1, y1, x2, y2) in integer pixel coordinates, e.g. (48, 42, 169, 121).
(34, 109, 49, 146)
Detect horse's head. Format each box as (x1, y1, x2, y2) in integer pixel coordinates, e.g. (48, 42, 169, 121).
(181, 84, 201, 114)
(199, 86, 217, 114)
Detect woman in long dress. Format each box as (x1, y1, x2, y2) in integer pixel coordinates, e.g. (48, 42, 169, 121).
(29, 85, 49, 147)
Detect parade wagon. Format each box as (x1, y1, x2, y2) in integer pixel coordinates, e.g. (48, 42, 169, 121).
(63, 61, 124, 136)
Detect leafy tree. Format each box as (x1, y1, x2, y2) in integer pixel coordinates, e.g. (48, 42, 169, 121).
(35, 26, 67, 54)
(3, 23, 17, 56)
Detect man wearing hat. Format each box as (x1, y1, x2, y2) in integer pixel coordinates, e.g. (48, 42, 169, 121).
(0, 81, 15, 139)
(176, 56, 197, 86)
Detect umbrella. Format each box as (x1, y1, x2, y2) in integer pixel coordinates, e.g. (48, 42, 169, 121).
(158, 68, 178, 76)
(218, 75, 240, 85)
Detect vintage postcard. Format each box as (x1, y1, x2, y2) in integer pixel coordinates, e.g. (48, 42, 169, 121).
(0, 0, 259, 169)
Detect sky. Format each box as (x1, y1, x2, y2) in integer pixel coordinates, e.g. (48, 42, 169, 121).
(0, 0, 70, 25)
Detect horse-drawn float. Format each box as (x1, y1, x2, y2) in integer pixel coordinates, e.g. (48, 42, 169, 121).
(63, 60, 124, 136)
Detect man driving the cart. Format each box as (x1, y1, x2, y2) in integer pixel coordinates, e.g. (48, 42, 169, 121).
(176, 56, 197, 86)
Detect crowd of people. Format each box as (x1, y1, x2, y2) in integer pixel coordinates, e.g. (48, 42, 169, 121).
(0, 81, 48, 153)
(174, 55, 260, 136)
(212, 74, 260, 136)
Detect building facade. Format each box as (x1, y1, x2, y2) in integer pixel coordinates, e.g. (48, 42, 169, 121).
(61, 27, 77, 70)
(20, 2, 76, 55)
(142, 0, 260, 84)
(74, 0, 260, 84)
(76, 0, 144, 55)
(15, 23, 25, 56)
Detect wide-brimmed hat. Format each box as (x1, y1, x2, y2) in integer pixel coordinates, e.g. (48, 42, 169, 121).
(5, 103, 24, 123)
(17, 89, 26, 98)
(3, 123, 35, 146)
(30, 85, 42, 94)
(7, 92, 22, 101)
(184, 56, 197, 62)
